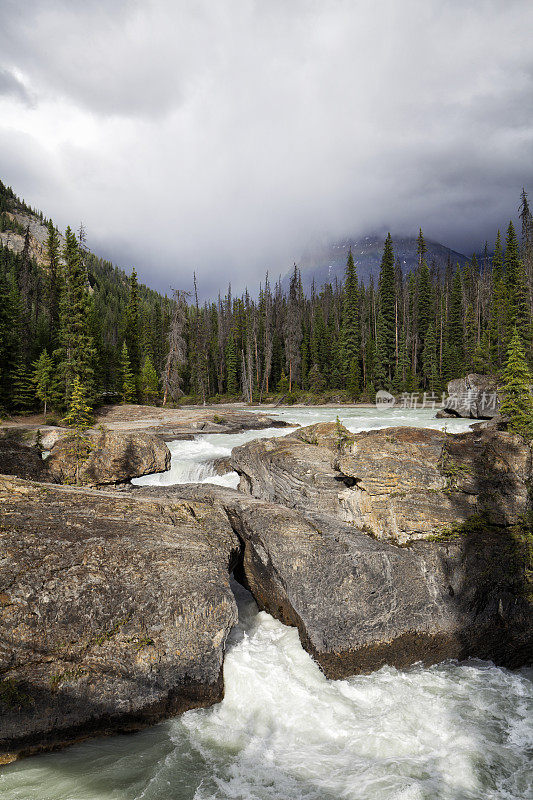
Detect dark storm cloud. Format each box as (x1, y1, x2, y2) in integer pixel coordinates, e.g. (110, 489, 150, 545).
(0, 0, 532, 296)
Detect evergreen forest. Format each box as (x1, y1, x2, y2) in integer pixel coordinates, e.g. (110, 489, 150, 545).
(1, 180, 532, 418)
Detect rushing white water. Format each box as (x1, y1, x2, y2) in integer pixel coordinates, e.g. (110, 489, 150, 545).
(2, 407, 531, 800)
(133, 406, 474, 489)
(2, 582, 531, 800)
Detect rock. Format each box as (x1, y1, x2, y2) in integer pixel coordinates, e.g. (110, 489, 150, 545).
(0, 476, 241, 763)
(435, 409, 456, 418)
(444, 374, 499, 418)
(134, 483, 533, 680)
(0, 431, 50, 481)
(47, 428, 171, 485)
(212, 456, 233, 475)
(94, 404, 291, 438)
(231, 423, 532, 543)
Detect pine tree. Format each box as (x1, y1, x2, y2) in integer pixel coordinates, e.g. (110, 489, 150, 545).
(0, 272, 23, 409)
(347, 357, 359, 400)
(341, 250, 360, 392)
(447, 269, 464, 378)
(308, 363, 326, 393)
(61, 375, 94, 484)
(277, 371, 289, 393)
(416, 228, 427, 265)
(56, 227, 95, 406)
(120, 342, 136, 402)
(141, 354, 159, 403)
(499, 328, 533, 439)
(377, 233, 396, 381)
(488, 231, 509, 368)
(422, 322, 439, 391)
(473, 329, 491, 374)
(464, 303, 476, 372)
(45, 221, 61, 351)
(225, 329, 238, 395)
(374, 308, 387, 389)
(284, 266, 303, 390)
(162, 288, 188, 405)
(393, 329, 409, 392)
(125, 268, 141, 399)
(417, 260, 434, 355)
(32, 349, 53, 419)
(11, 359, 34, 412)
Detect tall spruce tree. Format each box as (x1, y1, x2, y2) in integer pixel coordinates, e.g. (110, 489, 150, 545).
(45, 221, 61, 351)
(225, 329, 238, 395)
(340, 249, 360, 394)
(32, 349, 53, 419)
(422, 322, 439, 391)
(62, 375, 94, 484)
(125, 268, 141, 399)
(120, 342, 136, 402)
(141, 355, 159, 403)
(56, 227, 95, 406)
(488, 231, 508, 368)
(499, 328, 533, 439)
(377, 233, 396, 382)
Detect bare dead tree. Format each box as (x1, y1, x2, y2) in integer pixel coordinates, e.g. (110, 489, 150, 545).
(161, 288, 189, 405)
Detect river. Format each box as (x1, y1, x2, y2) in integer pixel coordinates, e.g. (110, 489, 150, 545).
(2, 407, 532, 800)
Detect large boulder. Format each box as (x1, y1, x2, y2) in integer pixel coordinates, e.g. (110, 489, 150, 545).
(136, 483, 533, 680)
(0, 476, 241, 763)
(444, 373, 499, 418)
(47, 428, 171, 485)
(231, 423, 532, 543)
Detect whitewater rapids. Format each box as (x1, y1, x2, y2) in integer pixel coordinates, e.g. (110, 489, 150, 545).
(2, 407, 531, 800)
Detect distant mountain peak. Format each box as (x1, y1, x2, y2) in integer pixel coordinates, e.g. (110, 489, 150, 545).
(284, 234, 470, 292)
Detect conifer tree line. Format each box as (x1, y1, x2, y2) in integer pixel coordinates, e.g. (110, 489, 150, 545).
(0, 180, 532, 418)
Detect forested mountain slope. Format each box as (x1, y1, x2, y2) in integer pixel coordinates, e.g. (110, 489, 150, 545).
(0, 179, 531, 418)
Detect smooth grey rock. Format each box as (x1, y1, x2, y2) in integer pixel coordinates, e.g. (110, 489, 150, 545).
(444, 374, 499, 418)
(47, 428, 171, 485)
(134, 483, 533, 680)
(0, 476, 240, 763)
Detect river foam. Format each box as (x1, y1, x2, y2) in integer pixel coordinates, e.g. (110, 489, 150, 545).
(2, 582, 531, 800)
(2, 407, 531, 799)
(132, 406, 474, 489)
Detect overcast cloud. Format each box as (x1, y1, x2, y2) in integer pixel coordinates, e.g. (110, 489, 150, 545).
(0, 0, 532, 295)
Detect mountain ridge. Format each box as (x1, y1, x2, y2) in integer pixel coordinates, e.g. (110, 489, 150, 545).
(284, 234, 474, 292)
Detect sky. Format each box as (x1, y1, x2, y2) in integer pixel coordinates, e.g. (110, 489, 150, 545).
(1, 0, 532, 296)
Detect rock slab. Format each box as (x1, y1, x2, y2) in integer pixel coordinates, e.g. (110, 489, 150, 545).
(0, 477, 240, 763)
(231, 422, 532, 542)
(139, 484, 533, 681)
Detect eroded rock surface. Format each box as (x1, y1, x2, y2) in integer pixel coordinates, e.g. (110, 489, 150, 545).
(95, 404, 291, 438)
(0, 477, 240, 763)
(133, 483, 533, 680)
(47, 428, 171, 485)
(232, 422, 532, 542)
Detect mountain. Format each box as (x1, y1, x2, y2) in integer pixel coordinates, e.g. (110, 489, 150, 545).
(284, 235, 472, 292)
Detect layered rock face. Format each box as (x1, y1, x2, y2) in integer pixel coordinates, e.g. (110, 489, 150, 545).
(0, 477, 240, 763)
(231, 422, 531, 543)
(47, 429, 171, 485)
(443, 373, 499, 418)
(134, 483, 533, 680)
(95, 404, 291, 438)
